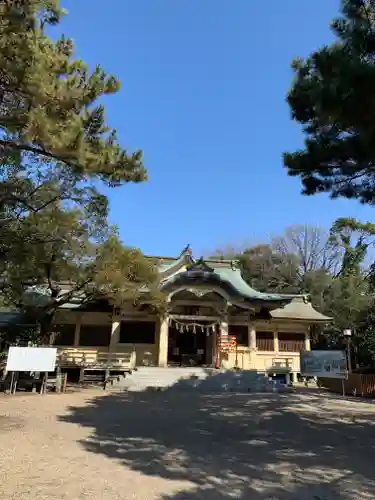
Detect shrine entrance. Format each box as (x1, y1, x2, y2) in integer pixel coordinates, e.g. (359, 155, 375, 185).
(165, 292, 225, 367)
(167, 320, 216, 367)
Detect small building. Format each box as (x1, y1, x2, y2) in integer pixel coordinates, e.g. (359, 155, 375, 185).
(47, 247, 330, 382)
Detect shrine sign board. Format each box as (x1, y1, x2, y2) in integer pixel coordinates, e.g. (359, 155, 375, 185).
(218, 335, 237, 353)
(6, 347, 57, 372)
(300, 350, 347, 379)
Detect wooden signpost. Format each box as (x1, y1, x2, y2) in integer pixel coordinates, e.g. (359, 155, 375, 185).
(218, 335, 237, 352)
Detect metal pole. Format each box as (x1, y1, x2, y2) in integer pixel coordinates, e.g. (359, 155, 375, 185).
(55, 366, 62, 393)
(342, 378, 345, 397)
(347, 337, 352, 373)
(9, 371, 14, 394)
(41, 371, 48, 394)
(12, 372, 19, 394)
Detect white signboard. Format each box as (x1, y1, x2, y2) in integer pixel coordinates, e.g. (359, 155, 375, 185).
(6, 347, 57, 372)
(300, 350, 347, 379)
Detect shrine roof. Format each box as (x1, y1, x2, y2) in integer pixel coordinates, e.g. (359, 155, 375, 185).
(270, 297, 331, 322)
(157, 247, 292, 305)
(157, 247, 331, 320)
(211, 267, 287, 302)
(10, 247, 331, 322)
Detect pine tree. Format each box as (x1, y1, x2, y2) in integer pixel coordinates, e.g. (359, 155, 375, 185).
(0, 1, 162, 340)
(284, 0, 375, 204)
(0, 0, 145, 186)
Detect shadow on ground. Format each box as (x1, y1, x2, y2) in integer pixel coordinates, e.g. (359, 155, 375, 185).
(59, 382, 375, 499)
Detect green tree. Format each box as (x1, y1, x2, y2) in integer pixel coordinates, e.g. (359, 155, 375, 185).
(330, 217, 375, 276)
(0, 1, 162, 341)
(237, 244, 300, 293)
(284, 0, 375, 203)
(321, 217, 375, 363)
(4, 204, 162, 342)
(0, 0, 146, 258)
(1, 1, 145, 184)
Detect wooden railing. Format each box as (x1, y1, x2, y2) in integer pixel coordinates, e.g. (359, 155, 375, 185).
(271, 358, 294, 370)
(279, 340, 305, 353)
(57, 347, 136, 369)
(256, 338, 274, 351)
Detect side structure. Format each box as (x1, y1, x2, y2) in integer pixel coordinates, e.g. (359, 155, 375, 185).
(0, 247, 330, 382)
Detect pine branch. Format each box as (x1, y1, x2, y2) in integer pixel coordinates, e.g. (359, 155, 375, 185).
(0, 138, 78, 170)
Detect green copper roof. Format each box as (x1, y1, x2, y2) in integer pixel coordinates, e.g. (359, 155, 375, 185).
(213, 267, 286, 301)
(158, 253, 292, 306)
(156, 250, 332, 321)
(270, 297, 331, 322)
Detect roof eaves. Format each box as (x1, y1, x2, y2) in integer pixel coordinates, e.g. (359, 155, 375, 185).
(270, 298, 332, 322)
(214, 268, 287, 301)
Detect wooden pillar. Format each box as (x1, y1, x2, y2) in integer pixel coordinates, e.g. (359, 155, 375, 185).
(73, 314, 82, 347)
(110, 315, 121, 349)
(273, 327, 279, 352)
(220, 319, 229, 337)
(220, 318, 229, 368)
(247, 323, 256, 369)
(305, 328, 311, 351)
(158, 315, 169, 367)
(248, 323, 256, 350)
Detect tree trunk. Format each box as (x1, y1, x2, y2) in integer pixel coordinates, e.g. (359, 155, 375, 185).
(39, 309, 56, 345)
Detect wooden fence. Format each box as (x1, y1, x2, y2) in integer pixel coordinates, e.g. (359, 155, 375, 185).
(256, 338, 274, 351)
(279, 340, 305, 352)
(318, 373, 375, 398)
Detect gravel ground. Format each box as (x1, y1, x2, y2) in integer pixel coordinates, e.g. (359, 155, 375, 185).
(0, 389, 375, 500)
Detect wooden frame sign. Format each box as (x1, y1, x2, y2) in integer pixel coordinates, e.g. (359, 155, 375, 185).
(218, 335, 237, 353)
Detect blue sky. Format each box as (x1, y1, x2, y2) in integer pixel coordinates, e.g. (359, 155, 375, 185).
(57, 0, 373, 257)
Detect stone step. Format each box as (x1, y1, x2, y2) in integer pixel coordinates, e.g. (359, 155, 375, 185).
(107, 367, 285, 393)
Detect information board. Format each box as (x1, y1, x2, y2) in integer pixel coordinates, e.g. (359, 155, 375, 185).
(218, 335, 237, 353)
(300, 350, 347, 379)
(6, 347, 57, 372)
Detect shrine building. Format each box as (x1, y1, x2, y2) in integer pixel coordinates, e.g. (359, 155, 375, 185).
(42, 247, 330, 382)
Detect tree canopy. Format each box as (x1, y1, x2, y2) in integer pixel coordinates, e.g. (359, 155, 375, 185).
(284, 0, 375, 204)
(0, 0, 161, 341)
(1, 0, 145, 184)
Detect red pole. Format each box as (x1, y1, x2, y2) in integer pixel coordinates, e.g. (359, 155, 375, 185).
(215, 352, 220, 369)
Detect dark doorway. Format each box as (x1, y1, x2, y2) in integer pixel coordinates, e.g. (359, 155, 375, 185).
(168, 325, 209, 366)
